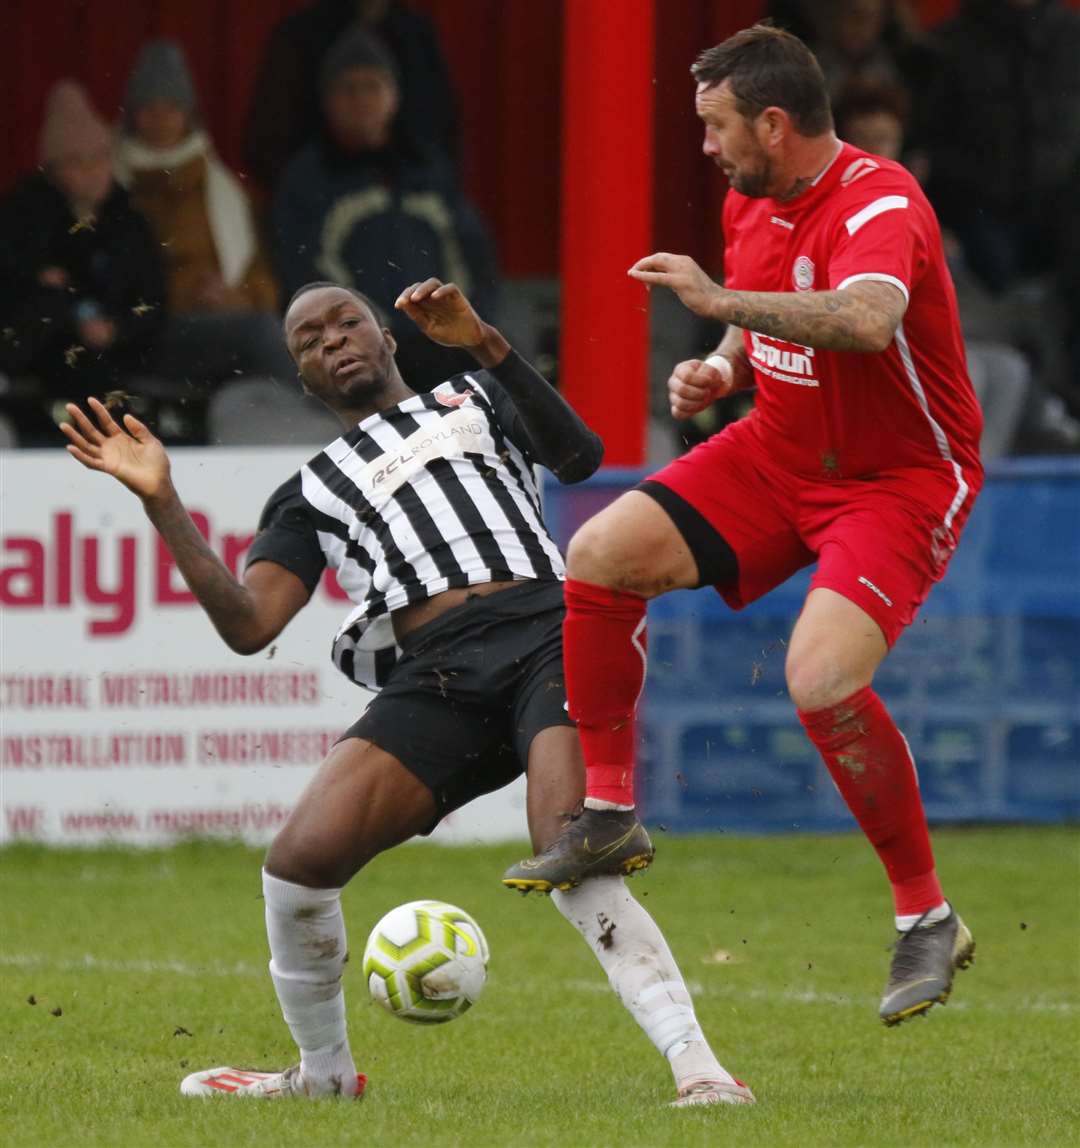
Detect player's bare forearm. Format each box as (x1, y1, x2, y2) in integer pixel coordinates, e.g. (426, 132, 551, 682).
(629, 254, 906, 353)
(712, 281, 906, 353)
(142, 486, 269, 654)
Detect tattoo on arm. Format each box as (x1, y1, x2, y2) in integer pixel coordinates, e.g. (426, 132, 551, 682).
(719, 282, 906, 352)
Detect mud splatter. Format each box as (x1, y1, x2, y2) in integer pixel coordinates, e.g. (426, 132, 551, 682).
(596, 913, 617, 950)
(835, 753, 865, 777)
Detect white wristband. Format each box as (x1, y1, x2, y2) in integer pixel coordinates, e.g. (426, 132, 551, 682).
(704, 354, 733, 383)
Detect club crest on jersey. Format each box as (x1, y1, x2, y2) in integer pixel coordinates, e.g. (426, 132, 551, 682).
(435, 388, 474, 409)
(792, 255, 816, 292)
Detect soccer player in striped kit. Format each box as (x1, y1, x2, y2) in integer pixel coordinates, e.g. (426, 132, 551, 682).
(505, 24, 981, 1028)
(61, 279, 752, 1106)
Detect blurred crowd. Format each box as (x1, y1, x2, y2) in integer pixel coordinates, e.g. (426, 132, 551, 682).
(1, 0, 1078, 460)
(0, 0, 496, 448)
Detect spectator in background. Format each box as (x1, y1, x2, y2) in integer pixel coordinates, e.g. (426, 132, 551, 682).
(922, 0, 1080, 452)
(272, 30, 499, 390)
(0, 81, 164, 446)
(246, 0, 458, 192)
(769, 0, 932, 101)
(924, 0, 1080, 296)
(116, 39, 299, 440)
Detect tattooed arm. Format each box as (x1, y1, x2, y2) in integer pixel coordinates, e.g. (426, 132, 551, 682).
(629, 252, 907, 353)
(61, 398, 309, 653)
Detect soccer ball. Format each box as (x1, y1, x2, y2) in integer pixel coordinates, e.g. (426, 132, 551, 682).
(362, 900, 489, 1024)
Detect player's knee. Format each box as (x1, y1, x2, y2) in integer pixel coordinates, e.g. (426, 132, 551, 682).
(565, 515, 626, 586)
(566, 512, 655, 594)
(785, 648, 869, 712)
(264, 829, 366, 890)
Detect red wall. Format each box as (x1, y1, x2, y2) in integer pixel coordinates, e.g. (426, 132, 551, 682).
(6, 0, 1078, 275)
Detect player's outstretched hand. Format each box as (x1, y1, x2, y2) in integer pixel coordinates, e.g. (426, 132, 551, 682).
(60, 397, 172, 503)
(628, 253, 721, 317)
(668, 357, 734, 420)
(395, 278, 485, 349)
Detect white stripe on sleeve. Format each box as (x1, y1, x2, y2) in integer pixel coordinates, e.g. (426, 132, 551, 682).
(836, 272, 910, 302)
(844, 195, 909, 236)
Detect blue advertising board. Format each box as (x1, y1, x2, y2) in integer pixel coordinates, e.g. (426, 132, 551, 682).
(542, 459, 1080, 831)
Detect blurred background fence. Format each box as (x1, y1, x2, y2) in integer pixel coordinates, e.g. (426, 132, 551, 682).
(543, 458, 1080, 832)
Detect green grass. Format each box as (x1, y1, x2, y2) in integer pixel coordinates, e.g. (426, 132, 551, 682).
(1, 828, 1078, 1147)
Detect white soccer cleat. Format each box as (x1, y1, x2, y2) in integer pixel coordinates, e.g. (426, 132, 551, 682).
(179, 1064, 366, 1099)
(670, 1078, 756, 1108)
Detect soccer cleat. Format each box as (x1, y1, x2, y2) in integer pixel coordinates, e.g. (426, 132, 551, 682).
(179, 1064, 367, 1099)
(879, 903, 975, 1026)
(670, 1078, 756, 1108)
(501, 806, 654, 893)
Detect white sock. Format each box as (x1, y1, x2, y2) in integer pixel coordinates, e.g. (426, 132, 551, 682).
(895, 900, 951, 932)
(583, 797, 635, 812)
(551, 876, 735, 1090)
(262, 869, 359, 1096)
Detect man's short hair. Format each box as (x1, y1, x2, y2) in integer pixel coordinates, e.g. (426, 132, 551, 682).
(283, 282, 389, 330)
(692, 23, 833, 137)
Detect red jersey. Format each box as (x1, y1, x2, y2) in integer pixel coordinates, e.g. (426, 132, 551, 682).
(723, 142, 983, 522)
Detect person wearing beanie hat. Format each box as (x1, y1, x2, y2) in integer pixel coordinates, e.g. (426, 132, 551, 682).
(125, 38, 198, 125)
(0, 80, 166, 444)
(272, 29, 500, 391)
(115, 38, 304, 422)
(245, 0, 459, 190)
(319, 28, 400, 154)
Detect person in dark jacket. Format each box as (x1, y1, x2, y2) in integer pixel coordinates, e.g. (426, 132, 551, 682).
(923, 0, 1080, 294)
(0, 81, 165, 445)
(272, 30, 499, 390)
(245, 0, 458, 191)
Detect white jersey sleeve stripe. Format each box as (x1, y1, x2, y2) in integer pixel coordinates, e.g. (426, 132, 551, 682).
(836, 272, 910, 302)
(844, 194, 909, 236)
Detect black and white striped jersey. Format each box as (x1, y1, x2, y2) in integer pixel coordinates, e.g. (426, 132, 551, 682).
(246, 352, 601, 691)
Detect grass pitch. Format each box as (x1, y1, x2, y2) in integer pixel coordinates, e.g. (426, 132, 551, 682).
(1, 827, 1078, 1147)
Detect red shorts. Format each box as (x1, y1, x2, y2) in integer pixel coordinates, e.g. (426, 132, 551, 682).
(645, 419, 980, 647)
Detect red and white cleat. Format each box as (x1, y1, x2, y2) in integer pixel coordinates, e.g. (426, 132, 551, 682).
(180, 1064, 367, 1099)
(670, 1078, 756, 1108)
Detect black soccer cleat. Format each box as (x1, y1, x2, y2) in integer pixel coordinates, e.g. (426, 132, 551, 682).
(502, 807, 655, 893)
(879, 903, 975, 1026)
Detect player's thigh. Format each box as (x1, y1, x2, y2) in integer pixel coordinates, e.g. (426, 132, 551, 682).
(785, 588, 889, 711)
(637, 426, 812, 607)
(509, 651, 582, 851)
(787, 492, 946, 709)
(265, 736, 438, 888)
(566, 489, 700, 594)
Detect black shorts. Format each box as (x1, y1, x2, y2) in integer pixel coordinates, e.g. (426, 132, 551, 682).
(340, 580, 572, 829)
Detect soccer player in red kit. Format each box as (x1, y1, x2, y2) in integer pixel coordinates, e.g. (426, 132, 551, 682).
(504, 24, 981, 1027)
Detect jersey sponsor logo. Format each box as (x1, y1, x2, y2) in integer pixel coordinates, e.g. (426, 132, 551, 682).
(858, 575, 893, 607)
(434, 387, 474, 409)
(770, 215, 794, 230)
(357, 407, 488, 499)
(792, 255, 816, 291)
(840, 157, 881, 186)
(748, 331, 820, 387)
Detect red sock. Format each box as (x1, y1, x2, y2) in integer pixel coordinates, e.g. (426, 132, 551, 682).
(563, 578, 647, 808)
(798, 686, 943, 917)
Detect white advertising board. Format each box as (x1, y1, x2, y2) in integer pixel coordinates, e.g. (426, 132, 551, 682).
(0, 448, 526, 846)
